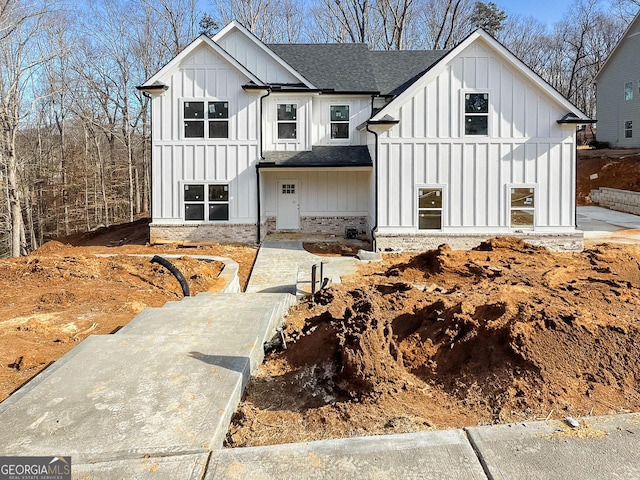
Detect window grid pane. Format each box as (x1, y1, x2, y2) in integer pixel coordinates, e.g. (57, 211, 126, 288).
(208, 101, 228, 119)
(277, 104, 297, 121)
(465, 116, 488, 135)
(184, 102, 204, 119)
(185, 204, 204, 221)
(331, 123, 349, 139)
(184, 121, 204, 138)
(330, 105, 349, 122)
(278, 122, 297, 139)
(465, 93, 489, 113)
(209, 184, 229, 201)
(209, 121, 229, 138)
(184, 185, 204, 201)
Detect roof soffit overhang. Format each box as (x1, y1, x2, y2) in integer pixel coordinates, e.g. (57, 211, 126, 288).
(213, 20, 317, 89)
(370, 29, 592, 124)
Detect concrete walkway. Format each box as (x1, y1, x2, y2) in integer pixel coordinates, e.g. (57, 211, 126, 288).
(577, 206, 640, 244)
(246, 241, 361, 295)
(2, 237, 640, 478)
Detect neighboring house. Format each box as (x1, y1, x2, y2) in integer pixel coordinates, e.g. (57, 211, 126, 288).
(595, 12, 640, 148)
(138, 21, 591, 252)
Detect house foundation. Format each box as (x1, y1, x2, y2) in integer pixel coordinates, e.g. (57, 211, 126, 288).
(375, 232, 584, 253)
(150, 223, 258, 245)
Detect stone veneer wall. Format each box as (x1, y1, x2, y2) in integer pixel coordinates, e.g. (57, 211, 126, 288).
(150, 223, 258, 244)
(590, 187, 640, 215)
(264, 216, 371, 238)
(375, 232, 584, 252)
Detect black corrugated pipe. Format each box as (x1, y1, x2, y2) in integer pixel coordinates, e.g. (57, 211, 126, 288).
(256, 87, 272, 243)
(366, 122, 379, 253)
(150, 255, 190, 297)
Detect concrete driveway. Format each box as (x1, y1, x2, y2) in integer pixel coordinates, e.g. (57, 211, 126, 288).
(577, 206, 640, 244)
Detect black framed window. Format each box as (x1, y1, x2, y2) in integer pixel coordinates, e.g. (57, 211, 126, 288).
(464, 93, 489, 135)
(184, 183, 229, 221)
(625, 120, 633, 139)
(277, 104, 297, 139)
(183, 100, 229, 139)
(330, 105, 350, 139)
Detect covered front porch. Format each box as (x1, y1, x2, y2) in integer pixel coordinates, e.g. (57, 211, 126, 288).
(257, 146, 374, 241)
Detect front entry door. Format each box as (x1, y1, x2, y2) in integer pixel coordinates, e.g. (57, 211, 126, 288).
(276, 180, 300, 230)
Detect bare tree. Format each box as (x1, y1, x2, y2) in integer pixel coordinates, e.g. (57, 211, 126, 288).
(310, 0, 373, 43)
(211, 0, 306, 42)
(0, 0, 54, 256)
(376, 0, 416, 49)
(612, 0, 640, 19)
(414, 0, 475, 49)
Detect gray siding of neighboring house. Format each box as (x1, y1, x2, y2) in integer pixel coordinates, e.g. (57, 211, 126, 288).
(596, 16, 640, 148)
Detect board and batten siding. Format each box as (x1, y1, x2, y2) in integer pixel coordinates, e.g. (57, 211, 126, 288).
(376, 40, 577, 233)
(263, 170, 371, 217)
(215, 28, 300, 84)
(595, 17, 640, 148)
(151, 43, 260, 224)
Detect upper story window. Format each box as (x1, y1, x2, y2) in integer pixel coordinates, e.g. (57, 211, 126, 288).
(625, 82, 633, 101)
(464, 93, 489, 135)
(183, 101, 229, 139)
(330, 105, 350, 139)
(277, 104, 297, 139)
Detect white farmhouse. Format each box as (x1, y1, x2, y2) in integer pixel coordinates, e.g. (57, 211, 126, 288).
(138, 22, 591, 251)
(595, 12, 640, 148)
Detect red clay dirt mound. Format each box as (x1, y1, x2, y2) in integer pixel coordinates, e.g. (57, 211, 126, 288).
(227, 239, 640, 447)
(577, 149, 640, 205)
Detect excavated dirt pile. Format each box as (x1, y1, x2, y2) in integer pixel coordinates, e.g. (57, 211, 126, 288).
(227, 238, 640, 447)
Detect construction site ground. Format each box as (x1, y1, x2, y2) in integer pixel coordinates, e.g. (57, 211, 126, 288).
(0, 148, 639, 447)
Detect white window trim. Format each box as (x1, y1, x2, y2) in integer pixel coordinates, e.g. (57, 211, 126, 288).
(416, 184, 445, 232)
(276, 103, 299, 142)
(461, 90, 492, 138)
(180, 98, 230, 141)
(181, 181, 231, 223)
(507, 183, 537, 231)
(330, 103, 351, 142)
(625, 120, 633, 139)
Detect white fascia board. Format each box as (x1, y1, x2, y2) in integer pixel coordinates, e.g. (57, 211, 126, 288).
(594, 12, 640, 82)
(141, 34, 264, 87)
(371, 29, 590, 122)
(213, 20, 317, 89)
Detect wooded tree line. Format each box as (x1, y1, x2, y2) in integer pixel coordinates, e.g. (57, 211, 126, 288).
(0, 0, 638, 257)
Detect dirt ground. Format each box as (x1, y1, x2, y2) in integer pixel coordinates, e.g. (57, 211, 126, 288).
(576, 148, 640, 205)
(1, 148, 639, 445)
(0, 219, 257, 402)
(227, 238, 640, 447)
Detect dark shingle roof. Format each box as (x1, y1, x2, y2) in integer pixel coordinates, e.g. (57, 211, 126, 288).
(268, 43, 378, 92)
(267, 44, 447, 95)
(260, 146, 372, 167)
(369, 50, 447, 96)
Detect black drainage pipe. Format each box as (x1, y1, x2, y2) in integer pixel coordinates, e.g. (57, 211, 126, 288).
(150, 255, 190, 297)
